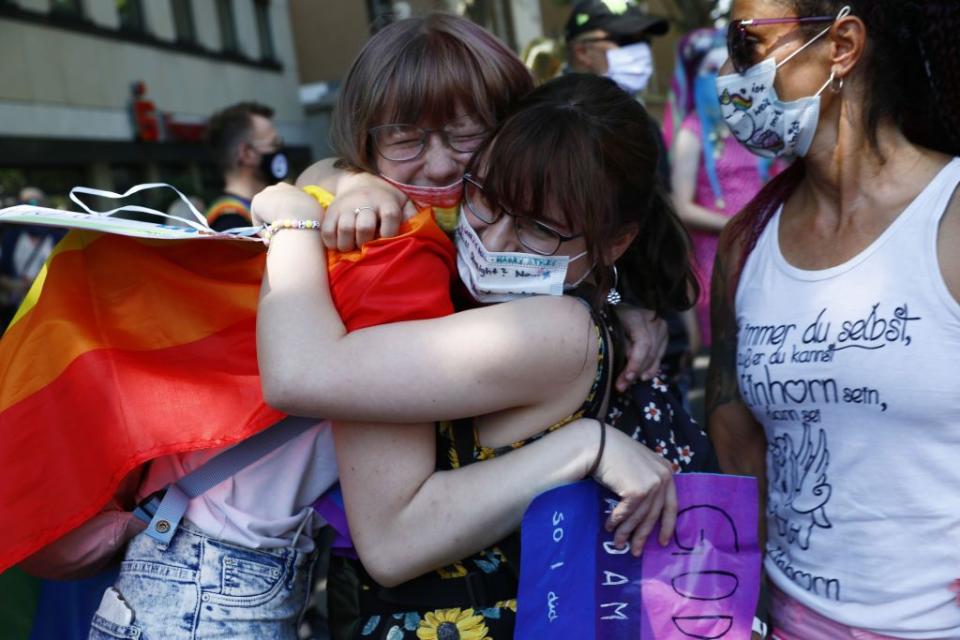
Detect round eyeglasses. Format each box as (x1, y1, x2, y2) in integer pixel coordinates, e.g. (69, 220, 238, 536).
(370, 123, 488, 163)
(462, 173, 583, 256)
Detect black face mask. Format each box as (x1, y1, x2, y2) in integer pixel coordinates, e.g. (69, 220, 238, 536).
(258, 148, 289, 182)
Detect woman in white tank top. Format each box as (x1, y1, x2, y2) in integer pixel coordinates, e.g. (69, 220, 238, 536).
(707, 1, 960, 638)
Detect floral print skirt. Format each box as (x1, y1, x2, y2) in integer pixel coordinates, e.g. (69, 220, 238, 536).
(327, 555, 517, 640)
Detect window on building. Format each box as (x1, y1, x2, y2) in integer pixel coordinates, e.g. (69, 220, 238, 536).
(216, 0, 238, 54)
(50, 0, 84, 15)
(254, 0, 275, 61)
(171, 0, 195, 43)
(116, 0, 145, 32)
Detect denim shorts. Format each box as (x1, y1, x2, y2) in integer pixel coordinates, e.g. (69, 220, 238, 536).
(88, 520, 317, 640)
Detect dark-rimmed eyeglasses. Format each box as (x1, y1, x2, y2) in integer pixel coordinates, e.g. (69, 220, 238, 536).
(462, 173, 583, 257)
(370, 122, 488, 163)
(726, 15, 835, 74)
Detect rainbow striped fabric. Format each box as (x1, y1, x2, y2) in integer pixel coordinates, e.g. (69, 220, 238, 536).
(205, 194, 252, 227)
(0, 187, 455, 572)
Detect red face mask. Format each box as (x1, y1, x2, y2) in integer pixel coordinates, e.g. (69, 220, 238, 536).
(381, 176, 463, 233)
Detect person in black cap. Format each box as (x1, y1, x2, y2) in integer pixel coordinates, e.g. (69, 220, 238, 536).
(564, 0, 668, 95)
(566, 0, 694, 408)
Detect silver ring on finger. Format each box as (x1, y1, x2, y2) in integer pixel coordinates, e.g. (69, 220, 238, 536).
(353, 205, 375, 215)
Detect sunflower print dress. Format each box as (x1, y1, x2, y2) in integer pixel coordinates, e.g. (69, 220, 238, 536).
(327, 306, 709, 640)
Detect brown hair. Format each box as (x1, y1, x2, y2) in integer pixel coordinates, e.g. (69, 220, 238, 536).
(205, 102, 274, 172)
(330, 13, 534, 173)
(468, 73, 698, 315)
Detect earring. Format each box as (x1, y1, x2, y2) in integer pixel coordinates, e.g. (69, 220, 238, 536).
(830, 71, 844, 94)
(606, 265, 622, 306)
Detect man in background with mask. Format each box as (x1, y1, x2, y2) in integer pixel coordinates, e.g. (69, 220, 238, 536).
(565, 0, 671, 178)
(204, 102, 288, 231)
(565, 0, 667, 95)
(565, 0, 694, 407)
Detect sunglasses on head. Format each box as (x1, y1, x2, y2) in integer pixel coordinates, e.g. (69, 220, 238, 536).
(726, 15, 836, 74)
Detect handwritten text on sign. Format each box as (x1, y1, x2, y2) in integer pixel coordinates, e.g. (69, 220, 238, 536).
(516, 474, 761, 640)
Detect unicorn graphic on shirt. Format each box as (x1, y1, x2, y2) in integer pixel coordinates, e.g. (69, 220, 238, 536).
(767, 423, 832, 550)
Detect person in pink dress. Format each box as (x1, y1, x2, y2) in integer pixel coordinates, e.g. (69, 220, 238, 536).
(668, 29, 781, 349)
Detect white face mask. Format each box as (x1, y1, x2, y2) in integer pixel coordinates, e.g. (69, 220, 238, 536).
(714, 7, 849, 159)
(454, 210, 588, 303)
(605, 42, 654, 94)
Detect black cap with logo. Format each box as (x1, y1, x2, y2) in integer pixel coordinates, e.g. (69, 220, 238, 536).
(564, 0, 669, 44)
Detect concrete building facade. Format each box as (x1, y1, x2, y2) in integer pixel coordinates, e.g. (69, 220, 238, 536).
(0, 0, 309, 207)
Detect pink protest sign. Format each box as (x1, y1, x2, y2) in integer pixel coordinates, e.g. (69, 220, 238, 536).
(516, 473, 761, 639)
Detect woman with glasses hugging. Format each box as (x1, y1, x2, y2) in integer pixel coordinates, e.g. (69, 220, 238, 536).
(706, 1, 960, 638)
(254, 49, 711, 640)
(299, 14, 668, 388)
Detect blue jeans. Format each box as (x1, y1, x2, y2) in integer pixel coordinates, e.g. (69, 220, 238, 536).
(88, 521, 317, 639)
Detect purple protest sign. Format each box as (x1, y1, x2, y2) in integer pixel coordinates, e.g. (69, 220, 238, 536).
(516, 473, 760, 640)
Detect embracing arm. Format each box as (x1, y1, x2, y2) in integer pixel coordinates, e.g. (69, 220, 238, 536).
(335, 417, 675, 587)
(671, 127, 731, 234)
(291, 165, 669, 386)
(296, 159, 412, 250)
(705, 231, 767, 536)
(255, 185, 595, 423)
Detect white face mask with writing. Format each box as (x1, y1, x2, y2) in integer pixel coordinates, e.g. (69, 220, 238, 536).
(454, 210, 588, 303)
(605, 42, 654, 94)
(714, 6, 850, 159)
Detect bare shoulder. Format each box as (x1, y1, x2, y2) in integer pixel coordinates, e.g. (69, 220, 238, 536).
(672, 125, 702, 158)
(462, 295, 598, 381)
(295, 158, 341, 190)
(937, 180, 960, 304)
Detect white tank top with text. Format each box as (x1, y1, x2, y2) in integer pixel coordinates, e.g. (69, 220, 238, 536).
(735, 158, 960, 638)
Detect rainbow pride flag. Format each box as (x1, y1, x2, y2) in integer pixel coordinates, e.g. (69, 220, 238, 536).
(0, 192, 455, 572)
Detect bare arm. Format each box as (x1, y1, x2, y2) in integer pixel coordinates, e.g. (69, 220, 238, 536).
(938, 185, 960, 304)
(295, 158, 343, 193)
(256, 185, 595, 423)
(296, 159, 412, 250)
(336, 417, 676, 587)
(705, 229, 767, 537)
(670, 127, 731, 235)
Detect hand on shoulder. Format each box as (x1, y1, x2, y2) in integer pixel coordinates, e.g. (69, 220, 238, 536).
(295, 158, 414, 252)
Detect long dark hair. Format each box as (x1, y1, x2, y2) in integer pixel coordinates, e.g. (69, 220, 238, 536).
(468, 73, 698, 315)
(727, 0, 960, 285)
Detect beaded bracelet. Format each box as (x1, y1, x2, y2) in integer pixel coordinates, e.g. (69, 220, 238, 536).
(260, 218, 322, 246)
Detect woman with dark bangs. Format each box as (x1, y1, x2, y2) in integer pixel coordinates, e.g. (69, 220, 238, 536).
(254, 73, 711, 639)
(707, 0, 960, 637)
